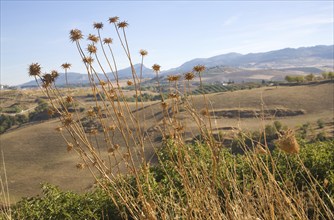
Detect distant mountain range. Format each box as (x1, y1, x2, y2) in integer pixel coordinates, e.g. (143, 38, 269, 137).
(20, 45, 333, 87)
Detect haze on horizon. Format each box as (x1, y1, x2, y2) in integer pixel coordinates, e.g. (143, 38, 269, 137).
(1, 0, 333, 86)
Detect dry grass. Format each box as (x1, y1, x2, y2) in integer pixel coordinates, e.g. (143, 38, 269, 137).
(1, 16, 333, 219)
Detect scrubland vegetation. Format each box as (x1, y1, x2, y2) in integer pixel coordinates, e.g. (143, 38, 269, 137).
(1, 17, 333, 219)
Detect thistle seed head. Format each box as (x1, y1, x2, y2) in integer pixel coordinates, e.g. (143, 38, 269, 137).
(117, 21, 129, 28)
(67, 143, 73, 152)
(83, 57, 94, 64)
(51, 70, 59, 79)
(28, 63, 41, 76)
(87, 44, 97, 54)
(193, 65, 206, 73)
(103, 38, 113, 44)
(87, 34, 99, 43)
(152, 64, 161, 72)
(127, 80, 133, 86)
(42, 73, 54, 84)
(93, 22, 103, 29)
(76, 163, 85, 169)
(66, 96, 73, 103)
(108, 16, 119, 23)
(167, 75, 181, 82)
(61, 63, 71, 70)
(139, 49, 148, 56)
(184, 72, 195, 80)
(70, 29, 83, 42)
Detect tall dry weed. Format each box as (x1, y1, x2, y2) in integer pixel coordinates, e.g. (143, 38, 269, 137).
(27, 17, 333, 219)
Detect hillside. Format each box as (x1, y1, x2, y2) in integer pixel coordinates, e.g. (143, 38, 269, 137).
(1, 82, 333, 202)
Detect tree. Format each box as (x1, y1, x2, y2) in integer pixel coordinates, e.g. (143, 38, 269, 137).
(305, 73, 315, 82)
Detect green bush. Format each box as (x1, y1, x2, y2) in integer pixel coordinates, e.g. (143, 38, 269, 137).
(11, 183, 121, 219)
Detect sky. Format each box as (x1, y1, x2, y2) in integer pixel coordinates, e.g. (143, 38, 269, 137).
(1, 0, 333, 86)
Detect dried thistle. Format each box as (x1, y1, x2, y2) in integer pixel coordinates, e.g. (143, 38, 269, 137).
(66, 96, 73, 103)
(87, 34, 99, 43)
(61, 63, 71, 70)
(117, 21, 129, 28)
(87, 44, 97, 54)
(161, 101, 168, 109)
(67, 143, 74, 152)
(168, 93, 179, 99)
(152, 64, 161, 72)
(99, 80, 106, 86)
(200, 108, 209, 116)
(184, 72, 195, 80)
(76, 163, 85, 169)
(87, 109, 95, 117)
(103, 38, 113, 44)
(83, 57, 94, 64)
(93, 22, 103, 29)
(108, 124, 116, 131)
(51, 70, 59, 79)
(139, 49, 148, 56)
(42, 73, 54, 84)
(193, 65, 206, 73)
(70, 29, 83, 42)
(275, 129, 300, 154)
(107, 147, 115, 154)
(108, 16, 119, 23)
(28, 63, 41, 76)
(127, 80, 133, 86)
(63, 113, 73, 126)
(167, 75, 181, 82)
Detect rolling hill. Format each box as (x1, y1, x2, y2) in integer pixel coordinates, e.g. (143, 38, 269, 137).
(20, 45, 333, 87)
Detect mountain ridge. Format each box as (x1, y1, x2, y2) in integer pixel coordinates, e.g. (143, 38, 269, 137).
(20, 45, 333, 87)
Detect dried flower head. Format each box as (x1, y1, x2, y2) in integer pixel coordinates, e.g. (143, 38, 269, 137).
(51, 70, 59, 79)
(184, 72, 195, 80)
(108, 124, 116, 131)
(63, 113, 73, 126)
(108, 16, 119, 23)
(99, 80, 106, 86)
(42, 73, 54, 84)
(70, 29, 83, 42)
(127, 80, 133, 86)
(87, 34, 99, 43)
(168, 93, 179, 99)
(83, 57, 94, 64)
(87, 44, 97, 54)
(139, 49, 148, 56)
(90, 129, 98, 135)
(87, 109, 95, 117)
(67, 143, 73, 152)
(152, 64, 161, 72)
(107, 147, 115, 154)
(76, 163, 85, 169)
(193, 65, 206, 73)
(200, 108, 209, 116)
(93, 22, 103, 29)
(66, 96, 73, 103)
(167, 75, 181, 82)
(103, 38, 113, 44)
(117, 21, 129, 28)
(29, 63, 41, 76)
(161, 101, 168, 109)
(61, 63, 71, 70)
(275, 129, 300, 154)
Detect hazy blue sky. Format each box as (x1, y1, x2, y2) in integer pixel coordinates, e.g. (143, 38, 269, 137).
(1, 0, 333, 85)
